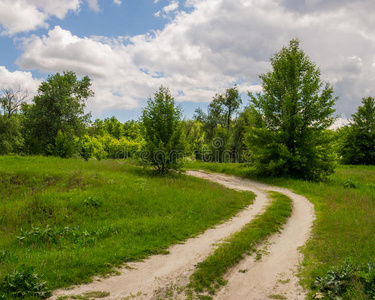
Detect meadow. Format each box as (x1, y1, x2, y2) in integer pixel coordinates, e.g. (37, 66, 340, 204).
(1, 156, 374, 299)
(0, 156, 255, 298)
(187, 161, 375, 298)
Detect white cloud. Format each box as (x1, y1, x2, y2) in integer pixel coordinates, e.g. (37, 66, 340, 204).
(0, 0, 92, 35)
(155, 1, 179, 18)
(0, 66, 41, 100)
(0, 0, 48, 35)
(29, 0, 80, 19)
(85, 0, 100, 12)
(13, 0, 375, 117)
(113, 0, 122, 6)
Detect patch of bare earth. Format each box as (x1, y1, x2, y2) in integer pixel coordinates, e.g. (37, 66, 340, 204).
(50, 171, 315, 300)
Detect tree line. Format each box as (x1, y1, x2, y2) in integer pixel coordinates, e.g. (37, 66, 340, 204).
(1, 39, 374, 180)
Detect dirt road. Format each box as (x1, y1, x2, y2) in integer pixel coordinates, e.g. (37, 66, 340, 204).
(51, 171, 315, 300)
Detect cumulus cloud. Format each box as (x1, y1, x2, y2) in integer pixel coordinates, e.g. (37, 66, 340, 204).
(0, 66, 41, 100)
(0, 0, 48, 35)
(0, 0, 100, 35)
(155, 1, 180, 18)
(13, 0, 375, 117)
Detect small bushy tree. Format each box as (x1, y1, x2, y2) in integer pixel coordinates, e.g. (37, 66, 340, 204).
(245, 39, 337, 181)
(47, 130, 75, 158)
(340, 96, 375, 165)
(140, 86, 185, 173)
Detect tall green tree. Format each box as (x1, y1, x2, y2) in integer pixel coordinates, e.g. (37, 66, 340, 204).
(22, 71, 93, 155)
(193, 86, 242, 156)
(340, 96, 375, 165)
(140, 86, 185, 173)
(245, 39, 337, 180)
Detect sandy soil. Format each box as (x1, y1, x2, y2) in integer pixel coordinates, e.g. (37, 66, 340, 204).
(50, 171, 315, 300)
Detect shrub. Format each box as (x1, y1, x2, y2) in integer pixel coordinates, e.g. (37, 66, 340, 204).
(312, 262, 375, 299)
(0, 265, 51, 299)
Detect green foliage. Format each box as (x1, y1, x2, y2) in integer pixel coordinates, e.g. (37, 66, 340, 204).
(0, 115, 23, 154)
(140, 86, 185, 173)
(343, 179, 358, 189)
(246, 39, 337, 181)
(340, 97, 375, 165)
(312, 262, 375, 299)
(83, 196, 103, 208)
(103, 116, 124, 139)
(0, 265, 51, 299)
(189, 192, 292, 296)
(16, 225, 119, 247)
(78, 134, 139, 161)
(123, 120, 141, 140)
(194, 85, 242, 147)
(210, 126, 230, 162)
(22, 71, 93, 155)
(78, 135, 107, 161)
(183, 120, 206, 158)
(47, 130, 76, 158)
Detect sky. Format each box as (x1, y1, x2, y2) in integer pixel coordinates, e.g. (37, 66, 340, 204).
(0, 0, 375, 122)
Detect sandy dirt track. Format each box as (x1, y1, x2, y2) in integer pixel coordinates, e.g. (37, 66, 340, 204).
(51, 171, 315, 300)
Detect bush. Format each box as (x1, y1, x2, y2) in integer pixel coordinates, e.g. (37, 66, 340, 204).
(312, 262, 375, 299)
(47, 130, 75, 158)
(0, 265, 51, 299)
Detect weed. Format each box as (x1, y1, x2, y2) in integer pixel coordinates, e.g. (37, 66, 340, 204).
(268, 294, 287, 299)
(0, 265, 52, 299)
(83, 197, 103, 208)
(312, 262, 375, 299)
(17, 225, 119, 248)
(277, 278, 290, 284)
(343, 179, 358, 188)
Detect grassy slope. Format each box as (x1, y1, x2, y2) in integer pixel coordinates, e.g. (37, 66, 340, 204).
(186, 162, 375, 297)
(0, 156, 255, 291)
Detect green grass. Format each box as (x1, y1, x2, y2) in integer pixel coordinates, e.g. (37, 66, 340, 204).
(187, 161, 375, 299)
(0, 156, 255, 298)
(189, 192, 293, 296)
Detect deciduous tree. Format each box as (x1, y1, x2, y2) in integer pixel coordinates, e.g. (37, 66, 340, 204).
(140, 86, 185, 173)
(245, 39, 337, 180)
(22, 71, 93, 155)
(340, 96, 375, 165)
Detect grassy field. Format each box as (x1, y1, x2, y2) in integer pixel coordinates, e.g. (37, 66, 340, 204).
(186, 161, 375, 299)
(0, 156, 255, 298)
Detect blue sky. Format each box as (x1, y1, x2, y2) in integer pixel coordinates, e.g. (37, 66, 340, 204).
(1, 0, 375, 122)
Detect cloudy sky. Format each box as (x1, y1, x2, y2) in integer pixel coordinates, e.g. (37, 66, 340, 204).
(0, 0, 374, 121)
